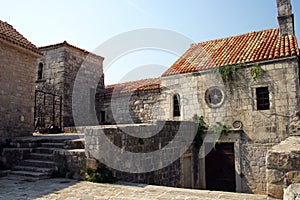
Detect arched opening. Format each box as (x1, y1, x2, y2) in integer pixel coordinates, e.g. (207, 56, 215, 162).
(173, 94, 180, 117)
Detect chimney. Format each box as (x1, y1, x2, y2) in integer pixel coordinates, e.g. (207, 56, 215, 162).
(276, 0, 295, 36)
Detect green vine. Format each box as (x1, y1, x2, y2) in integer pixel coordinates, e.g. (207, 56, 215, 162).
(215, 64, 240, 81)
(85, 165, 117, 183)
(192, 115, 231, 148)
(250, 63, 264, 81)
(193, 115, 207, 148)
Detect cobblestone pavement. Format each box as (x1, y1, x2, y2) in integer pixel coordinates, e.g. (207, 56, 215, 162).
(0, 175, 267, 200)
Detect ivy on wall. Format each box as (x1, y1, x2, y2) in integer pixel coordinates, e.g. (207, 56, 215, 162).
(192, 114, 231, 148)
(250, 63, 264, 81)
(214, 64, 241, 81)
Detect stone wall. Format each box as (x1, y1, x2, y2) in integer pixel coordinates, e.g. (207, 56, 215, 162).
(240, 143, 275, 194)
(266, 136, 300, 199)
(37, 44, 104, 128)
(159, 59, 299, 142)
(85, 121, 199, 188)
(102, 59, 298, 142)
(53, 149, 86, 179)
(0, 40, 41, 137)
(103, 88, 161, 124)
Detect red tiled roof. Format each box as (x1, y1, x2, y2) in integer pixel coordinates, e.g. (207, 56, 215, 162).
(105, 78, 161, 95)
(0, 20, 41, 55)
(39, 41, 104, 60)
(162, 28, 299, 77)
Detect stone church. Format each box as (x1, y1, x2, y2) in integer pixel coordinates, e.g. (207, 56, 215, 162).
(0, 0, 299, 198)
(95, 0, 299, 196)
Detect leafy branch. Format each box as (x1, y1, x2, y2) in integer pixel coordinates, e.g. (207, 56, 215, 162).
(250, 63, 264, 81)
(192, 114, 231, 148)
(214, 64, 241, 81)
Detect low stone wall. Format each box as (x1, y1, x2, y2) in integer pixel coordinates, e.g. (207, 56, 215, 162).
(240, 143, 275, 194)
(85, 121, 199, 188)
(53, 149, 86, 179)
(266, 136, 300, 199)
(0, 148, 32, 170)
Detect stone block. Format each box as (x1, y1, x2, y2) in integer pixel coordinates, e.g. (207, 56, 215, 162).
(86, 158, 99, 170)
(268, 183, 284, 199)
(267, 169, 284, 184)
(286, 171, 300, 185)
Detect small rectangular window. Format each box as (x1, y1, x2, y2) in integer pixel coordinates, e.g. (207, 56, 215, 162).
(256, 87, 270, 110)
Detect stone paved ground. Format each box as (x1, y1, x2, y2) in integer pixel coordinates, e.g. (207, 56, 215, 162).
(0, 175, 267, 200)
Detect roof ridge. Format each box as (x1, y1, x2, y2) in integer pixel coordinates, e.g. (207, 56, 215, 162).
(39, 41, 104, 59)
(0, 20, 13, 28)
(193, 28, 279, 46)
(106, 77, 161, 88)
(162, 28, 298, 77)
(0, 20, 41, 55)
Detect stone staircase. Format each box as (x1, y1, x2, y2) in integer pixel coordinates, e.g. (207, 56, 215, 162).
(5, 134, 84, 180)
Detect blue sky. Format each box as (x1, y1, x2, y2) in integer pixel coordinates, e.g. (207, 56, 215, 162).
(1, 0, 299, 84)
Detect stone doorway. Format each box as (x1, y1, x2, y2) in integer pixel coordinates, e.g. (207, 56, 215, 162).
(205, 143, 236, 192)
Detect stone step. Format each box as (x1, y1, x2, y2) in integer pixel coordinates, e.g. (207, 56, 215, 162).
(10, 170, 49, 179)
(40, 143, 65, 148)
(6, 174, 42, 182)
(14, 165, 53, 173)
(10, 142, 38, 148)
(29, 153, 54, 161)
(32, 147, 55, 154)
(20, 159, 57, 168)
(64, 139, 85, 149)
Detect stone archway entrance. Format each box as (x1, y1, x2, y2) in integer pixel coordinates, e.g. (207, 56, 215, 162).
(205, 142, 236, 192)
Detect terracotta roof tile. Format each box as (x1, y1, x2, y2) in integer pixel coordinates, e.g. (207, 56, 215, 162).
(0, 20, 41, 55)
(39, 41, 104, 60)
(105, 78, 161, 95)
(162, 28, 299, 77)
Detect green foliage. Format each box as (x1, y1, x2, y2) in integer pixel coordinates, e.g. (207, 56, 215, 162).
(250, 63, 264, 81)
(192, 114, 231, 148)
(208, 124, 231, 135)
(85, 165, 116, 183)
(215, 64, 240, 81)
(193, 115, 208, 148)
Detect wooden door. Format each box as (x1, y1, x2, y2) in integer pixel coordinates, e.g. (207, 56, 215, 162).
(205, 143, 236, 192)
(182, 155, 193, 188)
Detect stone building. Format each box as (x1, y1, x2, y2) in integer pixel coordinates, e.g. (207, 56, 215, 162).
(0, 20, 42, 138)
(96, 0, 299, 196)
(36, 41, 104, 129)
(2, 0, 295, 197)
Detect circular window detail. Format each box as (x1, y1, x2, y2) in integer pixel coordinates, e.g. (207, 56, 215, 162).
(205, 87, 225, 108)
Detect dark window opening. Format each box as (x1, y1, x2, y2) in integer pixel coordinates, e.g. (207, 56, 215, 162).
(173, 94, 181, 117)
(256, 87, 270, 110)
(37, 63, 43, 80)
(100, 111, 106, 123)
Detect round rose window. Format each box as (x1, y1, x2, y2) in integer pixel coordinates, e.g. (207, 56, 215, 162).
(205, 87, 225, 108)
